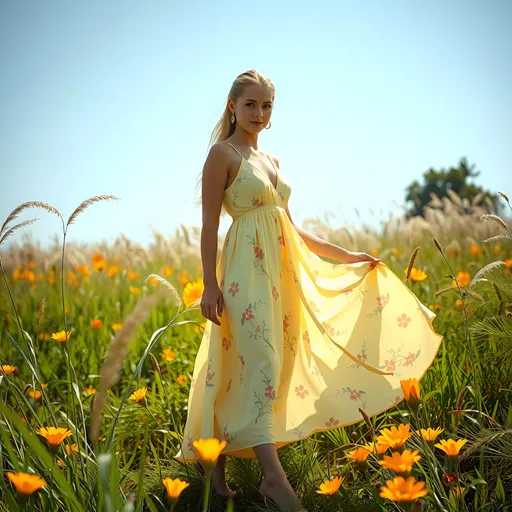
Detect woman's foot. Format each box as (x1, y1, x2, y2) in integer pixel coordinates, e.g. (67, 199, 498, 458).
(197, 461, 238, 498)
(259, 473, 305, 511)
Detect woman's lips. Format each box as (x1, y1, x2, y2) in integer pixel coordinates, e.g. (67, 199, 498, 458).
(251, 121, 263, 124)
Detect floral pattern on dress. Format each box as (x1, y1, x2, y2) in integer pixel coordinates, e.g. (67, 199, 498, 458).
(397, 313, 412, 328)
(229, 281, 240, 296)
(367, 292, 390, 318)
(336, 386, 367, 409)
(205, 356, 215, 388)
(247, 234, 269, 277)
(295, 384, 309, 399)
(253, 370, 276, 424)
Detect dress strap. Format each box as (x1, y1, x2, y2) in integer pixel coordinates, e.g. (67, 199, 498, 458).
(225, 142, 243, 159)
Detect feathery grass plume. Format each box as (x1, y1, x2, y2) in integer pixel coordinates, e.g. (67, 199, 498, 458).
(0, 200, 62, 238)
(90, 289, 164, 438)
(0, 219, 39, 246)
(67, 195, 120, 227)
(144, 273, 182, 306)
(480, 214, 512, 238)
(498, 191, 511, 211)
(405, 247, 420, 281)
(469, 261, 507, 287)
(37, 297, 46, 326)
(180, 224, 191, 246)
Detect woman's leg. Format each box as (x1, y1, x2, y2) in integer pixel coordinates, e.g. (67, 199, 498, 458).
(198, 454, 237, 497)
(253, 443, 304, 511)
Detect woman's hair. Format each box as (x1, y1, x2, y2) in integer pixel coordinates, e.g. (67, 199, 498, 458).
(193, 70, 275, 216)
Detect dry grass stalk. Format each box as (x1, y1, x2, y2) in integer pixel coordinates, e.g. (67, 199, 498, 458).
(0, 201, 62, 237)
(433, 238, 443, 254)
(90, 290, 164, 438)
(37, 298, 46, 326)
(67, 195, 120, 227)
(498, 191, 510, 210)
(480, 214, 512, 237)
(144, 273, 182, 307)
(470, 261, 507, 288)
(0, 219, 39, 246)
(405, 247, 420, 280)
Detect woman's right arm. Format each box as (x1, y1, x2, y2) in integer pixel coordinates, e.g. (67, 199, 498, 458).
(199, 143, 230, 325)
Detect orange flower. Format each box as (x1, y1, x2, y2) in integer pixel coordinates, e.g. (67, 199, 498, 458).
(28, 389, 42, 400)
(316, 476, 343, 495)
(505, 259, 512, 268)
(51, 330, 71, 342)
(148, 277, 160, 287)
(470, 244, 481, 256)
(85, 385, 96, 396)
(108, 265, 119, 277)
(376, 424, 412, 449)
(129, 387, 147, 404)
(162, 266, 173, 277)
(7, 472, 46, 496)
(378, 450, 421, 473)
(91, 319, 103, 329)
(0, 365, 18, 375)
(435, 438, 468, 458)
(404, 267, 427, 281)
(364, 441, 389, 456)
(179, 270, 190, 286)
(380, 476, 428, 503)
(452, 271, 471, 287)
(65, 443, 79, 455)
(112, 323, 123, 332)
(162, 348, 176, 361)
(129, 286, 141, 296)
(346, 446, 371, 462)
(92, 253, 107, 272)
(400, 378, 421, 410)
(192, 438, 227, 471)
(37, 426, 73, 452)
(183, 279, 204, 308)
(128, 271, 139, 280)
(455, 299, 463, 310)
(177, 375, 188, 385)
(162, 477, 190, 503)
(419, 427, 444, 443)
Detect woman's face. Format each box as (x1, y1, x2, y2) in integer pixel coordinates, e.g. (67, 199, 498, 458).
(232, 84, 274, 132)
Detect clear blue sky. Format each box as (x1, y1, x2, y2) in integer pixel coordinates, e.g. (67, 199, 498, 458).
(1, 0, 510, 250)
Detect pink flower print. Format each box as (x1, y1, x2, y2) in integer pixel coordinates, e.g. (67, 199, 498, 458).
(325, 417, 340, 428)
(404, 352, 416, 367)
(397, 313, 412, 328)
(252, 197, 263, 207)
(384, 359, 396, 372)
(264, 384, 276, 399)
(357, 353, 367, 362)
(224, 431, 230, 442)
(272, 286, 279, 300)
(226, 378, 232, 393)
(278, 234, 285, 246)
(283, 317, 290, 333)
(229, 281, 239, 296)
(295, 384, 309, 399)
(242, 308, 255, 322)
(254, 246, 264, 259)
(377, 294, 388, 308)
(302, 331, 310, 345)
(349, 389, 361, 401)
(205, 371, 213, 385)
(222, 336, 231, 351)
(324, 323, 335, 337)
(255, 325, 261, 333)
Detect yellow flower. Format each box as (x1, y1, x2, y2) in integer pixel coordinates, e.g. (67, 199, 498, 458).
(428, 303, 441, 312)
(129, 286, 141, 296)
(162, 348, 176, 361)
(92, 253, 107, 272)
(91, 319, 103, 329)
(470, 244, 481, 256)
(75, 264, 91, 277)
(192, 438, 227, 471)
(108, 265, 119, 277)
(370, 249, 379, 257)
(452, 271, 471, 287)
(51, 330, 71, 342)
(364, 441, 389, 455)
(7, 472, 46, 495)
(347, 446, 371, 462)
(179, 270, 190, 286)
(85, 386, 96, 396)
(400, 378, 421, 410)
(149, 277, 160, 287)
(380, 476, 429, 503)
(183, 279, 204, 308)
(392, 248, 400, 257)
(434, 438, 468, 457)
(128, 271, 139, 280)
(28, 389, 42, 400)
(316, 476, 343, 495)
(162, 477, 190, 503)
(378, 450, 421, 473)
(162, 266, 173, 277)
(404, 267, 427, 281)
(451, 486, 466, 499)
(0, 365, 18, 375)
(112, 323, 123, 332)
(37, 427, 73, 448)
(65, 443, 79, 455)
(39, 332, 50, 340)
(177, 375, 188, 385)
(419, 427, 444, 442)
(376, 424, 412, 449)
(129, 387, 147, 404)
(455, 299, 463, 310)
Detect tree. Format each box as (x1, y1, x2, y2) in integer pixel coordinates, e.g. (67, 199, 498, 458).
(404, 157, 502, 218)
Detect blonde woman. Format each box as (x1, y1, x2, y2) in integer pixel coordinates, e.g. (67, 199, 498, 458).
(174, 70, 443, 511)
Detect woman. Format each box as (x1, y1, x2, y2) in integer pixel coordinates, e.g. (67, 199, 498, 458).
(174, 70, 443, 512)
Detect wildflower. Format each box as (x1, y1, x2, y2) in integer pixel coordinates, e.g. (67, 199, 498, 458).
(376, 424, 412, 450)
(380, 476, 428, 503)
(452, 271, 470, 287)
(51, 330, 71, 342)
(91, 319, 102, 329)
(434, 438, 468, 460)
(316, 476, 343, 495)
(149, 277, 160, 286)
(92, 253, 107, 271)
(179, 270, 190, 286)
(455, 299, 463, 310)
(470, 244, 480, 256)
(177, 375, 188, 385)
(379, 450, 421, 473)
(404, 267, 427, 281)
(162, 266, 173, 277)
(192, 438, 227, 472)
(428, 303, 441, 312)
(28, 389, 42, 400)
(112, 323, 123, 332)
(183, 279, 204, 308)
(162, 477, 190, 504)
(37, 426, 73, 453)
(419, 427, 444, 446)
(65, 443, 79, 455)
(451, 486, 466, 499)
(7, 472, 46, 501)
(0, 365, 18, 375)
(108, 265, 119, 277)
(162, 348, 176, 361)
(39, 332, 50, 340)
(400, 378, 421, 411)
(346, 446, 371, 462)
(85, 385, 96, 396)
(364, 441, 389, 457)
(371, 249, 379, 257)
(129, 286, 141, 295)
(442, 473, 457, 489)
(129, 387, 147, 405)
(128, 271, 139, 280)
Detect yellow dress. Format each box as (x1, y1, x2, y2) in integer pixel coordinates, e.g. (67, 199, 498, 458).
(174, 142, 443, 462)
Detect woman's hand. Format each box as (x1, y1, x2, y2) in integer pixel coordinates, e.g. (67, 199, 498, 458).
(200, 283, 225, 326)
(344, 251, 381, 270)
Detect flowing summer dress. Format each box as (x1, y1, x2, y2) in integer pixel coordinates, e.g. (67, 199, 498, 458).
(174, 142, 443, 461)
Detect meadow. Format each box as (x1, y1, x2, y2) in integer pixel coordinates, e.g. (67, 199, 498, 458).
(0, 190, 511, 511)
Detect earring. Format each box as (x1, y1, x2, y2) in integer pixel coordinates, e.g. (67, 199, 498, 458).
(265, 120, 271, 129)
(231, 113, 235, 123)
